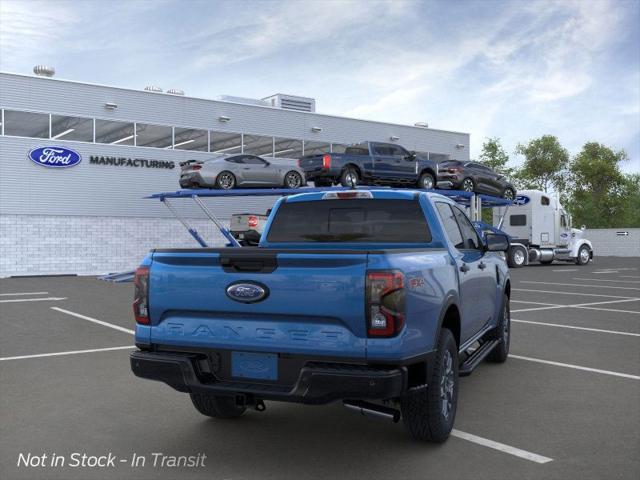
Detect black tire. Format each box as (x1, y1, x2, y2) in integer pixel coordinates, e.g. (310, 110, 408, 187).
(190, 393, 246, 419)
(507, 245, 526, 268)
(283, 171, 303, 189)
(417, 172, 435, 190)
(576, 245, 591, 265)
(401, 328, 458, 442)
(487, 294, 510, 363)
(215, 171, 236, 190)
(340, 167, 359, 187)
(503, 187, 515, 200)
(461, 177, 475, 192)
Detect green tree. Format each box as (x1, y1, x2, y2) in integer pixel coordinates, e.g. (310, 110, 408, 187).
(515, 135, 569, 193)
(565, 142, 637, 228)
(479, 137, 513, 176)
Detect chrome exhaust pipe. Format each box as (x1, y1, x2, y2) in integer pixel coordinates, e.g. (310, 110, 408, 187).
(343, 401, 401, 423)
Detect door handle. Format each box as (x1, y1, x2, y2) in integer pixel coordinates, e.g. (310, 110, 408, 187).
(242, 167, 251, 170)
(460, 263, 470, 273)
(478, 261, 487, 270)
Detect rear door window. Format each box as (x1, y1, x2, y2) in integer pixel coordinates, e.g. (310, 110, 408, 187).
(435, 203, 464, 249)
(267, 199, 431, 243)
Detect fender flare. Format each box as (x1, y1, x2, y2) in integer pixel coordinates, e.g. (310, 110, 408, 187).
(571, 238, 593, 258)
(435, 292, 461, 346)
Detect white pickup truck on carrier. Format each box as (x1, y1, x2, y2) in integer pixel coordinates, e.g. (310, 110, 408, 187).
(494, 190, 593, 268)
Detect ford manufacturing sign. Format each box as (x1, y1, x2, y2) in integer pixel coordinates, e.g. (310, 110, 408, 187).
(514, 195, 530, 206)
(28, 146, 82, 168)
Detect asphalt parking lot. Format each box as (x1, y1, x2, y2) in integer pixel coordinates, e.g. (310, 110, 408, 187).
(1, 257, 639, 480)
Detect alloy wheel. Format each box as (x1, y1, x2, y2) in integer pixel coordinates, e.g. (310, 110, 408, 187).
(462, 179, 474, 192)
(218, 173, 235, 189)
(286, 172, 302, 189)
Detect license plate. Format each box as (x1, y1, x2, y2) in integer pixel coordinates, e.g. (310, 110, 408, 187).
(231, 351, 278, 381)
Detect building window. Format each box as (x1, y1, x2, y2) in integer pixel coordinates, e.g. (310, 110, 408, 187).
(135, 123, 173, 149)
(3, 110, 49, 138)
(273, 137, 303, 159)
(51, 115, 94, 142)
(244, 134, 274, 156)
(173, 127, 208, 151)
(210, 131, 243, 154)
(303, 140, 331, 156)
(95, 119, 135, 145)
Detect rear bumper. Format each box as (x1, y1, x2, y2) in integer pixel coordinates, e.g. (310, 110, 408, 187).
(179, 172, 208, 188)
(130, 350, 407, 404)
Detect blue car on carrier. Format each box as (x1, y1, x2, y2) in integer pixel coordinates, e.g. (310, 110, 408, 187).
(130, 188, 511, 442)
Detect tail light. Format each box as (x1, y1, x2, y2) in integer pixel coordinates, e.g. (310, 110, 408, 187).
(448, 167, 461, 173)
(297, 159, 302, 167)
(191, 165, 202, 171)
(366, 271, 405, 337)
(322, 154, 331, 169)
(133, 266, 150, 325)
(248, 215, 259, 228)
(322, 191, 373, 200)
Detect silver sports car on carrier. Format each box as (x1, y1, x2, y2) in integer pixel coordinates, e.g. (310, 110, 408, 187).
(179, 154, 307, 189)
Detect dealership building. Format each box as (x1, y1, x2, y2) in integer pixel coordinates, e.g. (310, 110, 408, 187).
(0, 69, 470, 277)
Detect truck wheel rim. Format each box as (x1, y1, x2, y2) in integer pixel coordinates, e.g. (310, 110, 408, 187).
(580, 248, 589, 263)
(514, 249, 525, 265)
(422, 176, 434, 189)
(286, 172, 301, 188)
(440, 350, 455, 420)
(219, 173, 234, 189)
(462, 179, 473, 191)
(346, 172, 357, 186)
(504, 189, 514, 200)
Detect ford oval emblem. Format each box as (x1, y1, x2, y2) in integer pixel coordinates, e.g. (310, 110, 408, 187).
(514, 195, 530, 206)
(28, 146, 82, 168)
(226, 281, 269, 303)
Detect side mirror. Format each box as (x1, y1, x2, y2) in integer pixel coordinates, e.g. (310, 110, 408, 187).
(405, 151, 416, 161)
(485, 233, 509, 252)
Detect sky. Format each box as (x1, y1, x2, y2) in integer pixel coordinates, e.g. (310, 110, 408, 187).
(1, 0, 639, 172)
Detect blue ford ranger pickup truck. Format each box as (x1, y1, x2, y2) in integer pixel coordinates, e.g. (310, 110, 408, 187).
(299, 141, 443, 190)
(130, 189, 511, 442)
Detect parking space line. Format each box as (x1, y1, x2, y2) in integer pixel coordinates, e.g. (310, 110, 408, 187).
(0, 297, 67, 303)
(512, 319, 640, 337)
(0, 345, 135, 362)
(620, 275, 640, 279)
(572, 278, 640, 284)
(451, 430, 553, 464)
(573, 306, 640, 315)
(510, 355, 640, 380)
(513, 288, 638, 299)
(511, 297, 640, 313)
(51, 307, 135, 335)
(552, 269, 578, 272)
(511, 300, 559, 306)
(0, 291, 49, 296)
(520, 281, 640, 291)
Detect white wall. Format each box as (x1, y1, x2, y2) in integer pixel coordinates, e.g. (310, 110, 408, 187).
(586, 228, 640, 257)
(0, 215, 230, 277)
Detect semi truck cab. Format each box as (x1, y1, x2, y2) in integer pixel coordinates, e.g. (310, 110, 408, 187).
(493, 189, 593, 267)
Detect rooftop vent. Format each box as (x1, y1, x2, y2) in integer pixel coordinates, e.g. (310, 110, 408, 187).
(262, 94, 316, 112)
(414, 122, 429, 128)
(167, 88, 185, 96)
(33, 65, 55, 77)
(216, 95, 270, 107)
(144, 85, 163, 93)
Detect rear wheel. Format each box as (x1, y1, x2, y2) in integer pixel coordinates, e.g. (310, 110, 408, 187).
(340, 167, 359, 187)
(284, 171, 303, 189)
(576, 245, 591, 265)
(417, 172, 435, 190)
(216, 171, 236, 190)
(507, 245, 526, 268)
(487, 294, 510, 363)
(401, 328, 458, 442)
(503, 187, 515, 201)
(190, 393, 246, 419)
(461, 177, 475, 192)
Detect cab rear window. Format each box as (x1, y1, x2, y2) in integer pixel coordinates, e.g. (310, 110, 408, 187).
(267, 199, 431, 243)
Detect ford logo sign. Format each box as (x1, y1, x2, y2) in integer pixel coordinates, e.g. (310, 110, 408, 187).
(226, 281, 269, 303)
(514, 195, 530, 206)
(28, 146, 82, 168)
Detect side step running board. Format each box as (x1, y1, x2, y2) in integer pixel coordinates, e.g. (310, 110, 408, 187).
(458, 339, 500, 377)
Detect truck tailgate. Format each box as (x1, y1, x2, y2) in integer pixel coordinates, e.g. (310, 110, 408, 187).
(148, 249, 368, 357)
